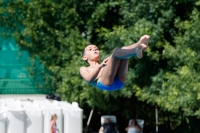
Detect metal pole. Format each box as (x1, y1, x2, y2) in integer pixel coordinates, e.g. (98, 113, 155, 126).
(155, 105, 158, 132)
(85, 109, 94, 133)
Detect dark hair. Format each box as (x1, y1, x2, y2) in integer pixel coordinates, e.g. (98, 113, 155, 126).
(82, 47, 86, 57)
(82, 44, 93, 64)
(131, 119, 138, 126)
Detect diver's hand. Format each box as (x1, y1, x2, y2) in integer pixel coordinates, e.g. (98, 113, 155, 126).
(99, 57, 109, 68)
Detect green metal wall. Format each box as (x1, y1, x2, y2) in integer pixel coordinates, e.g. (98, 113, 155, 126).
(0, 37, 52, 94)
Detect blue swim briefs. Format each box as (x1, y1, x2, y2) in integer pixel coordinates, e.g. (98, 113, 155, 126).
(97, 77, 125, 91)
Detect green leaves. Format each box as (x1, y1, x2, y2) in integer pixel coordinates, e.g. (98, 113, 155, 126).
(1, 0, 200, 129)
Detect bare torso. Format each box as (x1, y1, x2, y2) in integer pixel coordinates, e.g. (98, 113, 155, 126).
(87, 65, 104, 81)
(80, 57, 109, 88)
(86, 65, 104, 87)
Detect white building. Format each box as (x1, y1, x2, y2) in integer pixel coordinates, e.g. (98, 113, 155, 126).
(0, 95, 83, 133)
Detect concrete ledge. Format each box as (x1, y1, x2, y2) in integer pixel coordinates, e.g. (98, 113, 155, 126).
(0, 94, 47, 101)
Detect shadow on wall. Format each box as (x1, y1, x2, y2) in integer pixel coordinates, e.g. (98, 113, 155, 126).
(0, 37, 19, 51)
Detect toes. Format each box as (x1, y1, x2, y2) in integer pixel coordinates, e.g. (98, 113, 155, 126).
(140, 35, 150, 41)
(138, 43, 147, 50)
(145, 35, 150, 41)
(144, 34, 150, 38)
(138, 35, 150, 51)
(139, 36, 145, 41)
(138, 35, 150, 48)
(142, 44, 147, 49)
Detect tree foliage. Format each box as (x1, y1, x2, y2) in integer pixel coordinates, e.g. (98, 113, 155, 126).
(1, 0, 200, 130)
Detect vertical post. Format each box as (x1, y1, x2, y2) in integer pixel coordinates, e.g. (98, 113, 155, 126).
(155, 105, 158, 132)
(85, 109, 94, 133)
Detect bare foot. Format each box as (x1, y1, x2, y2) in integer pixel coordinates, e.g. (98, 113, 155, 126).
(138, 35, 150, 50)
(136, 35, 150, 58)
(136, 43, 147, 59)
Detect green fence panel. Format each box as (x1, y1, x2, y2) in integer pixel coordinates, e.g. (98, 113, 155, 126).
(0, 37, 52, 94)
